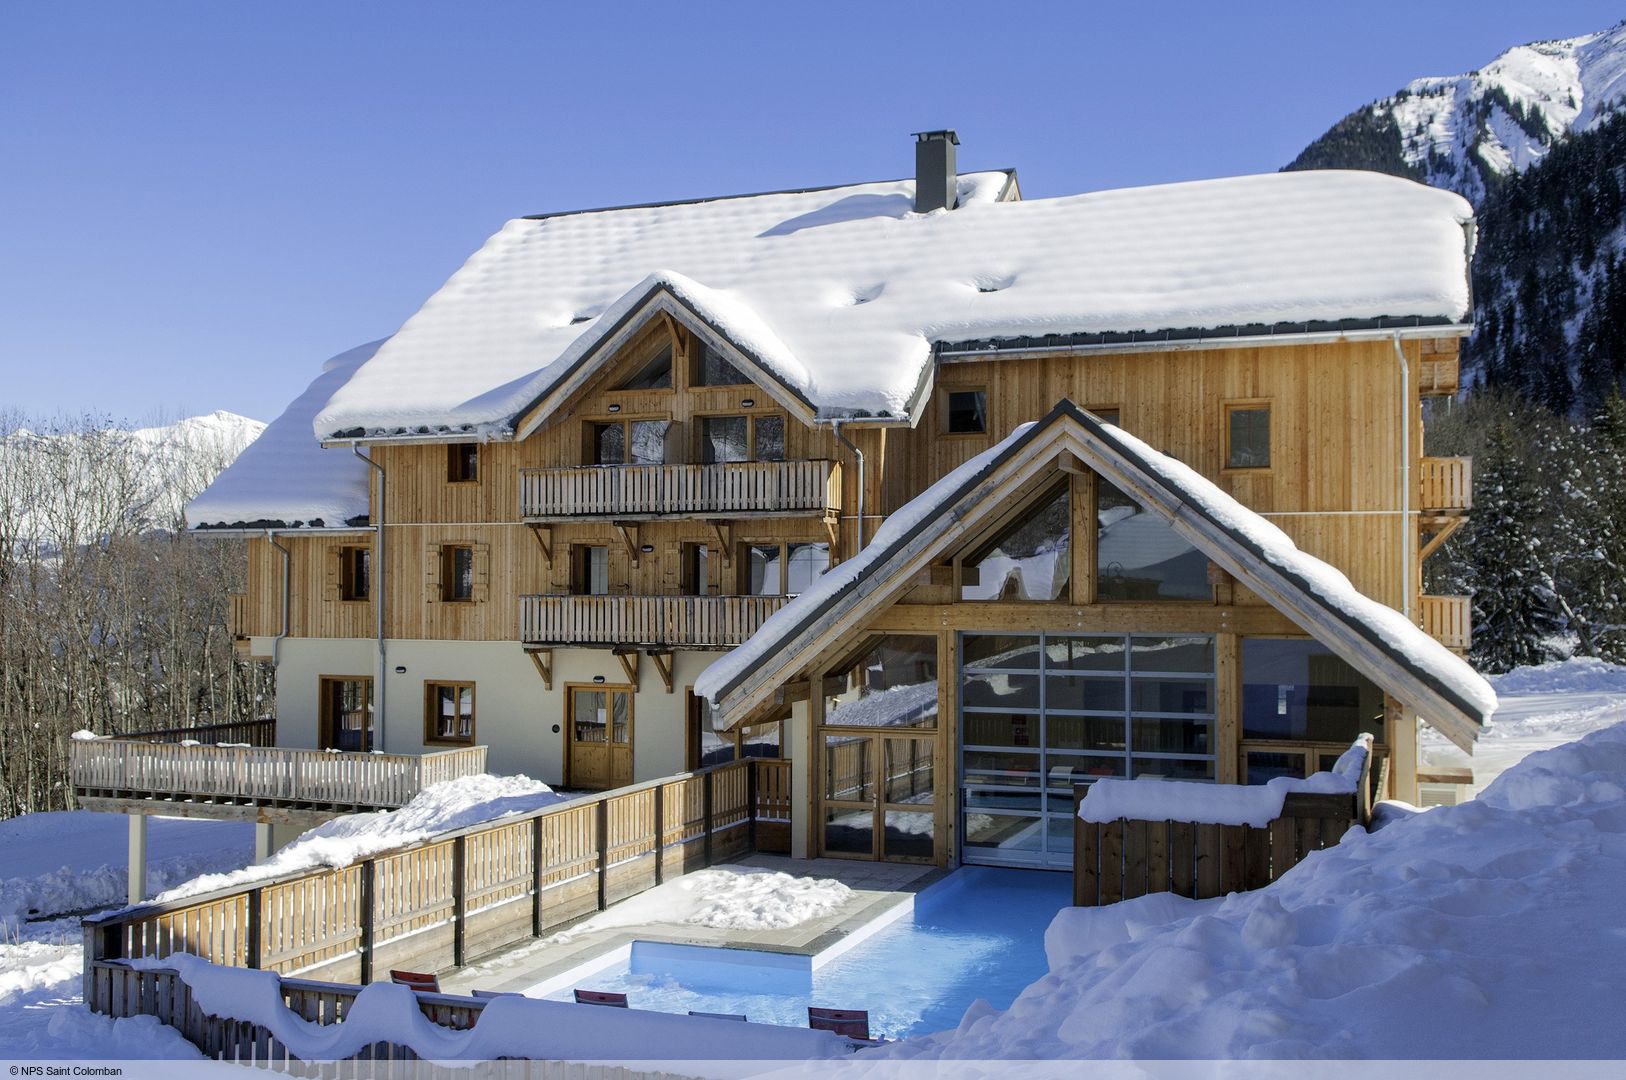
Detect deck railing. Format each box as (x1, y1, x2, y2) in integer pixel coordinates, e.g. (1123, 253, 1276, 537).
(519, 594, 788, 647)
(519, 459, 839, 520)
(1419, 593, 1472, 652)
(112, 718, 277, 747)
(71, 741, 487, 812)
(83, 758, 786, 988)
(1419, 456, 1472, 514)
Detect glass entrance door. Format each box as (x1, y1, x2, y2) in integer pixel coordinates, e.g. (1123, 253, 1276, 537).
(821, 732, 937, 862)
(959, 633, 1216, 869)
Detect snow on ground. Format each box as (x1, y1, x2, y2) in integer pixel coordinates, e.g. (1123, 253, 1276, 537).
(153, 773, 564, 903)
(879, 717, 1626, 1060)
(1423, 656, 1626, 796)
(0, 812, 253, 931)
(546, 866, 850, 941)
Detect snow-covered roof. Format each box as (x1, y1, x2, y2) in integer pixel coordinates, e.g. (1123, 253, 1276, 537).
(314, 169, 1473, 440)
(696, 401, 1494, 751)
(186, 341, 383, 530)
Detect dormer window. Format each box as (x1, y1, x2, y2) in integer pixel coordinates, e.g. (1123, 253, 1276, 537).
(448, 443, 478, 483)
(691, 342, 749, 387)
(617, 345, 674, 391)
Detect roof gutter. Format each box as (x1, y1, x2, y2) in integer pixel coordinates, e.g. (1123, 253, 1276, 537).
(936, 323, 1474, 364)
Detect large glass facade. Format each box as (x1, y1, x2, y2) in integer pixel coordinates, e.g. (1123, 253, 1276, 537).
(960, 632, 1216, 869)
(1096, 480, 1210, 601)
(824, 635, 939, 729)
(959, 484, 1070, 602)
(1242, 638, 1383, 783)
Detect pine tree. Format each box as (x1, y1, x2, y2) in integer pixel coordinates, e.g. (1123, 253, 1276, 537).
(1462, 414, 1559, 671)
(1553, 393, 1626, 660)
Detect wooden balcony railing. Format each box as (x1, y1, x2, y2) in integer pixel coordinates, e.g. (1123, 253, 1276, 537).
(71, 741, 487, 813)
(1419, 456, 1472, 514)
(113, 718, 276, 747)
(228, 593, 249, 638)
(519, 459, 839, 520)
(519, 594, 788, 647)
(1417, 352, 1460, 396)
(1420, 594, 1472, 652)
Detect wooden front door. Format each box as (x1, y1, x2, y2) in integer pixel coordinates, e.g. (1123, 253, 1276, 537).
(567, 685, 633, 790)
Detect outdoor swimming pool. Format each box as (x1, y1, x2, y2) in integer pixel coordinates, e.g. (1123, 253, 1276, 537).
(529, 866, 1071, 1040)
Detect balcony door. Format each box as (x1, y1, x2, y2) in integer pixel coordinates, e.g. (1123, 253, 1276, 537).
(566, 684, 633, 790)
(320, 676, 372, 752)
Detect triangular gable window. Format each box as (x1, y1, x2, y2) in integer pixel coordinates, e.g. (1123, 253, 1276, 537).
(616, 344, 673, 390)
(959, 480, 1070, 602)
(691, 342, 750, 387)
(1096, 478, 1208, 601)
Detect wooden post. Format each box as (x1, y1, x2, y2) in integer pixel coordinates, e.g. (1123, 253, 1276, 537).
(703, 770, 715, 866)
(653, 782, 666, 885)
(357, 859, 376, 985)
(246, 888, 262, 969)
(451, 835, 467, 968)
(531, 815, 545, 937)
(746, 763, 757, 852)
(595, 798, 609, 912)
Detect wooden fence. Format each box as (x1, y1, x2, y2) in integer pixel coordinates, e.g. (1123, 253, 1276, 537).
(113, 718, 277, 747)
(72, 741, 488, 813)
(519, 459, 839, 520)
(85, 961, 697, 1074)
(1419, 456, 1472, 513)
(84, 758, 790, 992)
(1071, 790, 1361, 907)
(519, 594, 788, 647)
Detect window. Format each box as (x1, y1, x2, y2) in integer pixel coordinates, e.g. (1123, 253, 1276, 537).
(701, 416, 749, 464)
(960, 482, 1070, 602)
(573, 545, 610, 595)
(425, 681, 474, 744)
(691, 342, 749, 386)
(687, 692, 782, 768)
(824, 634, 939, 729)
(1096, 478, 1210, 601)
(740, 541, 829, 595)
(441, 545, 474, 602)
(320, 676, 372, 752)
(1225, 404, 1271, 469)
(1087, 406, 1120, 426)
(945, 390, 987, 434)
(754, 415, 786, 462)
(339, 546, 370, 601)
(448, 443, 479, 483)
(1241, 638, 1384, 781)
(616, 344, 673, 390)
(590, 419, 667, 465)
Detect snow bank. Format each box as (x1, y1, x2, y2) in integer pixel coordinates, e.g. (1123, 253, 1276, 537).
(545, 866, 850, 941)
(152, 773, 563, 902)
(131, 952, 851, 1062)
(315, 170, 1471, 437)
(881, 719, 1626, 1060)
(187, 339, 382, 529)
(1488, 655, 1626, 697)
(1078, 738, 1367, 828)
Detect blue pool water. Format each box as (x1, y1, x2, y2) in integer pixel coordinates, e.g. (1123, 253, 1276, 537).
(535, 866, 1071, 1040)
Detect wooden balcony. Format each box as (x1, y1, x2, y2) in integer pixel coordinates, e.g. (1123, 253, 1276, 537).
(72, 740, 487, 821)
(1419, 456, 1472, 515)
(1419, 594, 1472, 653)
(228, 593, 249, 637)
(519, 459, 840, 521)
(519, 594, 788, 648)
(1417, 348, 1460, 396)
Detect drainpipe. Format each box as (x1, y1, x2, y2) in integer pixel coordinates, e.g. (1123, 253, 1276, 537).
(266, 530, 291, 667)
(353, 443, 387, 752)
(1392, 333, 1411, 620)
(828, 420, 866, 551)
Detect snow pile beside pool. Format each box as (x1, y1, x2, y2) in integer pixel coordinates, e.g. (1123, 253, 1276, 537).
(882, 720, 1626, 1059)
(551, 867, 850, 939)
(1078, 737, 1367, 828)
(154, 774, 563, 902)
(133, 952, 851, 1061)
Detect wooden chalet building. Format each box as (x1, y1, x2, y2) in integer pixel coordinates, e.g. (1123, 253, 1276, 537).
(186, 131, 1492, 868)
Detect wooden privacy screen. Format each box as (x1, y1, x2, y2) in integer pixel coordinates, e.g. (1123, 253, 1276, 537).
(83, 758, 793, 990)
(1071, 789, 1360, 907)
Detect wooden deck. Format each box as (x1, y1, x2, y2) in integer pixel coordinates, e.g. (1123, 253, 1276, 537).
(519, 459, 840, 521)
(519, 594, 789, 647)
(72, 740, 487, 819)
(83, 758, 792, 987)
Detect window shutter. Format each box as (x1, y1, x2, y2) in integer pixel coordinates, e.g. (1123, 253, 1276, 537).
(472, 542, 491, 603)
(425, 544, 441, 605)
(325, 546, 341, 601)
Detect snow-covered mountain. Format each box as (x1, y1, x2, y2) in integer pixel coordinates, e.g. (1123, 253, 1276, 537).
(1290, 21, 1626, 204)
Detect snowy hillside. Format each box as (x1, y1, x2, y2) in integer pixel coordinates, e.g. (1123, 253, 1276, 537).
(1290, 21, 1626, 204)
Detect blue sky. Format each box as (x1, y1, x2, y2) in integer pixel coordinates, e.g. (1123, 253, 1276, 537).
(2, 2, 1620, 425)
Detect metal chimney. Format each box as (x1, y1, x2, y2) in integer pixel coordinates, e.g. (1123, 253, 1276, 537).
(913, 130, 959, 213)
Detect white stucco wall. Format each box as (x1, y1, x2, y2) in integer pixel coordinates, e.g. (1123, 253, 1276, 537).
(262, 637, 724, 788)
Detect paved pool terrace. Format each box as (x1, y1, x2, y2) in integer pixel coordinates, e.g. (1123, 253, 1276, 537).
(442, 854, 946, 999)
